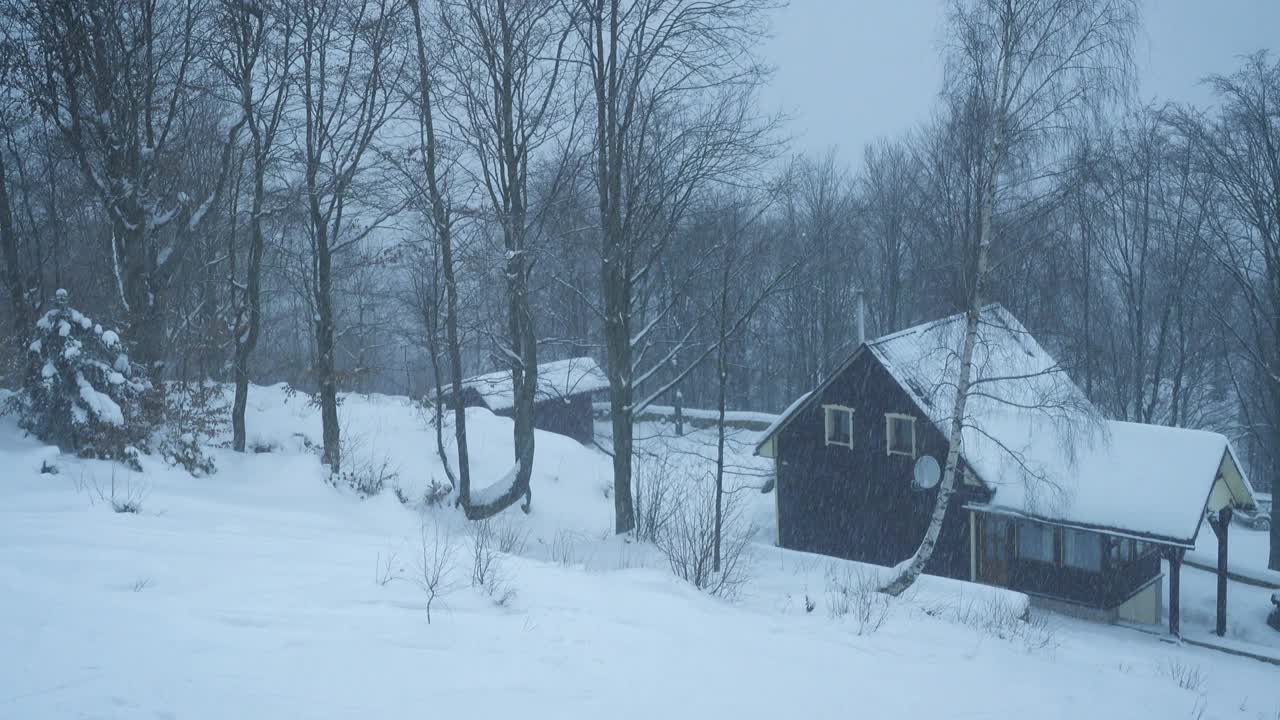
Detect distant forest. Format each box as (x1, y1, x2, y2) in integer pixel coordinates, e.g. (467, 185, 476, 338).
(0, 0, 1276, 495)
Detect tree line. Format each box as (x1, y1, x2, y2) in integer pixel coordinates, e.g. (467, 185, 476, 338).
(0, 0, 1275, 563)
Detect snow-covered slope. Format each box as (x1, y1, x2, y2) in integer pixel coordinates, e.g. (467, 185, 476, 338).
(0, 386, 1275, 719)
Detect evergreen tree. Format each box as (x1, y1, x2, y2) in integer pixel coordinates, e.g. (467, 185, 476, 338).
(18, 289, 152, 465)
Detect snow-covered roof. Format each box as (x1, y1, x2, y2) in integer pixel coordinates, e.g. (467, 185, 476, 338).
(757, 304, 1257, 546)
(754, 392, 810, 458)
(461, 357, 609, 411)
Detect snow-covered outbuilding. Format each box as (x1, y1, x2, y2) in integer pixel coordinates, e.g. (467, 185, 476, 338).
(445, 357, 609, 444)
(755, 305, 1259, 633)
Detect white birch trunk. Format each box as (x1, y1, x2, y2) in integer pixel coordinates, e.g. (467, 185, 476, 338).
(881, 38, 1011, 597)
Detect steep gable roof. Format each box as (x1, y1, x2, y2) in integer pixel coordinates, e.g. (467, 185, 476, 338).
(757, 305, 1256, 546)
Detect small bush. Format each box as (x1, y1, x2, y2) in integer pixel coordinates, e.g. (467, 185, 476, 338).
(82, 469, 148, 514)
(654, 473, 753, 599)
(825, 564, 891, 634)
(468, 518, 518, 605)
(1160, 659, 1205, 693)
(332, 430, 398, 498)
(15, 289, 154, 466)
(633, 456, 678, 543)
(422, 478, 451, 507)
(547, 530, 579, 567)
(392, 477, 450, 508)
(336, 456, 398, 499)
(944, 595, 1057, 652)
(414, 522, 458, 624)
(158, 381, 225, 476)
(495, 519, 528, 555)
(375, 551, 401, 586)
(470, 519, 502, 589)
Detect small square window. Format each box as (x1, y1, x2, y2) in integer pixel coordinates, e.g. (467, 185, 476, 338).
(823, 405, 854, 448)
(886, 414, 916, 457)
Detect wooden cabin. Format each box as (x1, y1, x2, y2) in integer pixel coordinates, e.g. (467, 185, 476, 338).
(448, 357, 609, 444)
(755, 305, 1259, 632)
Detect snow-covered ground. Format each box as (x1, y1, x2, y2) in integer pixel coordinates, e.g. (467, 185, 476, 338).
(2, 385, 1278, 719)
(1180, 519, 1280, 653)
(1191, 522, 1278, 586)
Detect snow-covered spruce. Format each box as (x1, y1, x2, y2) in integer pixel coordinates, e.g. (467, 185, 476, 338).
(17, 289, 152, 466)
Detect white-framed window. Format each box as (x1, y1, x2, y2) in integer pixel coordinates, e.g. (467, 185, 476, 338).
(885, 413, 916, 457)
(823, 405, 854, 448)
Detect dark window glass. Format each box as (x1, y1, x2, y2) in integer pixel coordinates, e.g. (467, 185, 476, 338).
(1062, 529, 1100, 571)
(1016, 522, 1055, 563)
(887, 415, 914, 456)
(825, 407, 852, 445)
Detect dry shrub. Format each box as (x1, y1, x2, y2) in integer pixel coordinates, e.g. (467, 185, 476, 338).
(654, 472, 753, 599)
(469, 518, 517, 606)
(1159, 659, 1206, 693)
(414, 522, 458, 624)
(633, 455, 678, 543)
(825, 563, 891, 634)
(932, 594, 1057, 653)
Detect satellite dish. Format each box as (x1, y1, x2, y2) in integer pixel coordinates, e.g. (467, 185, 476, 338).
(913, 455, 941, 490)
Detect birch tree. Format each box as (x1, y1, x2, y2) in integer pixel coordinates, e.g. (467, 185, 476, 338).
(882, 0, 1138, 596)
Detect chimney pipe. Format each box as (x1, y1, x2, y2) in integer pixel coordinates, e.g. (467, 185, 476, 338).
(855, 288, 866, 346)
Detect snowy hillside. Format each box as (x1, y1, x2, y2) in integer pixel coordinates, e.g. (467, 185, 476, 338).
(1, 386, 1277, 719)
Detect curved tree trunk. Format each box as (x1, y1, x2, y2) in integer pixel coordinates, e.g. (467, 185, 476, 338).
(409, 0, 469, 503)
(881, 27, 1011, 596)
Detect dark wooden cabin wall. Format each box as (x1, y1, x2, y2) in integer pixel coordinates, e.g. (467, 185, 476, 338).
(987, 519, 1161, 608)
(532, 394, 595, 444)
(775, 351, 983, 581)
(494, 393, 596, 444)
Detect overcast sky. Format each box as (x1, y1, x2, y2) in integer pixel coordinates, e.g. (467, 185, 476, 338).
(761, 1, 1280, 161)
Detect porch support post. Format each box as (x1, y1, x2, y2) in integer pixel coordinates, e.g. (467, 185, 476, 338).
(1208, 508, 1232, 638)
(1167, 546, 1183, 639)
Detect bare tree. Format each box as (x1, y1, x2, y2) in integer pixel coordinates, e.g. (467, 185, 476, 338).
(439, 0, 573, 517)
(573, 0, 778, 534)
(0, 41, 27, 355)
(215, 0, 294, 451)
(293, 0, 406, 474)
(861, 140, 922, 334)
(18, 0, 245, 369)
(705, 198, 795, 571)
(1184, 52, 1280, 569)
(0, 109, 24, 353)
(776, 152, 859, 393)
(406, 0, 470, 502)
(1091, 108, 1221, 427)
(882, 0, 1138, 596)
